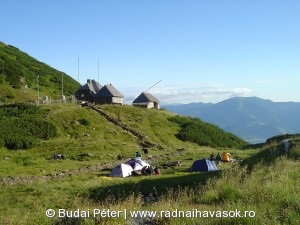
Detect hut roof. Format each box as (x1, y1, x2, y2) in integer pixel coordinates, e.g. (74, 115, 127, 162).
(133, 92, 159, 103)
(94, 84, 124, 97)
(77, 79, 102, 93)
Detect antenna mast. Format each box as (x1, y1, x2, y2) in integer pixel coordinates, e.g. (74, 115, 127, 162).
(77, 55, 80, 82)
(61, 73, 64, 96)
(37, 75, 39, 106)
(98, 59, 99, 83)
(144, 80, 162, 92)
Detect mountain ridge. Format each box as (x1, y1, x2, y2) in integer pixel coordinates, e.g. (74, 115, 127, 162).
(163, 96, 300, 143)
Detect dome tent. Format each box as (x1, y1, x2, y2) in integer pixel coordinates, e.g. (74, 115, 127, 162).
(221, 152, 232, 162)
(189, 159, 219, 172)
(125, 158, 150, 171)
(110, 164, 133, 178)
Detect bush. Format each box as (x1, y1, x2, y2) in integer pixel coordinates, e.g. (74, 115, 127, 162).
(0, 104, 57, 150)
(29, 119, 57, 139)
(78, 118, 90, 126)
(4, 135, 37, 150)
(168, 115, 247, 148)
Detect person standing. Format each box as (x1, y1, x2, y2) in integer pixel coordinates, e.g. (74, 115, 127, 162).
(216, 153, 221, 165)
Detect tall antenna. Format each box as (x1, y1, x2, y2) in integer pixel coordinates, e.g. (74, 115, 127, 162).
(144, 80, 162, 92)
(98, 59, 99, 83)
(37, 75, 39, 106)
(77, 55, 80, 82)
(61, 73, 64, 96)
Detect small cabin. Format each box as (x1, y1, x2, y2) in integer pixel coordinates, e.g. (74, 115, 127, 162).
(94, 84, 124, 105)
(75, 79, 102, 102)
(132, 92, 160, 109)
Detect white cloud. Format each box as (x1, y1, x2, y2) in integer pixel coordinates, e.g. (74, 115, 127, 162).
(122, 84, 254, 104)
(157, 86, 254, 104)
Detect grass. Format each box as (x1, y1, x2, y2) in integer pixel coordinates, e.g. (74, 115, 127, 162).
(0, 41, 80, 104)
(0, 103, 299, 224)
(1, 154, 299, 224)
(0, 83, 38, 104)
(1, 104, 247, 177)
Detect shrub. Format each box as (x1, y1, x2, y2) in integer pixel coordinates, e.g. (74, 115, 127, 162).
(29, 119, 57, 139)
(168, 115, 247, 148)
(0, 104, 57, 150)
(78, 118, 90, 126)
(4, 135, 37, 150)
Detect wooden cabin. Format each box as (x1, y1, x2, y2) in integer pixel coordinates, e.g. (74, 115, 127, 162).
(94, 84, 124, 105)
(75, 79, 102, 102)
(132, 92, 160, 109)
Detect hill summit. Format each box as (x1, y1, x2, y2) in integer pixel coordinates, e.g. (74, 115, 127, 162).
(0, 41, 80, 104)
(164, 97, 300, 143)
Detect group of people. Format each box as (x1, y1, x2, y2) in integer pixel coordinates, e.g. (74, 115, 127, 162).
(210, 152, 233, 164)
(210, 153, 222, 165)
(133, 150, 160, 176)
(132, 165, 160, 176)
(141, 165, 160, 176)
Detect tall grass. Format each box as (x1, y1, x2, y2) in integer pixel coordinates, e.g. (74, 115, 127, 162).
(1, 157, 299, 225)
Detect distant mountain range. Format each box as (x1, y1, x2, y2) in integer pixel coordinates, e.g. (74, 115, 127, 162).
(163, 97, 300, 143)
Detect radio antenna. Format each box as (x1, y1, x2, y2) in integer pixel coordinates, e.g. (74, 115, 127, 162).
(98, 59, 99, 83)
(77, 55, 80, 82)
(144, 80, 161, 92)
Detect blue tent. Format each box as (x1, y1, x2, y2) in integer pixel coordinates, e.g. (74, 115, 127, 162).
(190, 159, 219, 172)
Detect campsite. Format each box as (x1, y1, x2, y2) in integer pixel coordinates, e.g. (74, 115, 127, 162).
(0, 38, 299, 225)
(2, 1, 300, 224)
(1, 103, 300, 225)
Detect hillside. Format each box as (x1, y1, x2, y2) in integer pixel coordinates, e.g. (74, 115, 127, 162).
(0, 41, 80, 103)
(0, 103, 299, 224)
(1, 42, 299, 225)
(0, 104, 245, 170)
(163, 97, 300, 143)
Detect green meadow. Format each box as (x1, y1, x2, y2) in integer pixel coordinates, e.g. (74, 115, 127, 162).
(0, 104, 299, 225)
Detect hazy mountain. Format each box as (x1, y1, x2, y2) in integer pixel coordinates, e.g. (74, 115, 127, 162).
(163, 97, 300, 143)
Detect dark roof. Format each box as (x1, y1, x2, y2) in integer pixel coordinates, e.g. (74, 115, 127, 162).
(133, 92, 159, 103)
(90, 80, 102, 93)
(94, 84, 124, 97)
(77, 79, 102, 93)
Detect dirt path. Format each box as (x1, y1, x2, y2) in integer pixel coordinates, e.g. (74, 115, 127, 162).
(89, 106, 162, 149)
(0, 162, 114, 185)
(0, 152, 181, 186)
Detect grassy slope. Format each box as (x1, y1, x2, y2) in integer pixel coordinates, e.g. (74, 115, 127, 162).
(0, 104, 219, 177)
(0, 41, 80, 103)
(0, 104, 299, 224)
(1, 143, 299, 225)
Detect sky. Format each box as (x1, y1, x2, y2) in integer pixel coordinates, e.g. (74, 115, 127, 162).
(1, 0, 300, 104)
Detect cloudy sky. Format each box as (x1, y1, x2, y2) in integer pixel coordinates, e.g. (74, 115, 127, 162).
(1, 0, 300, 104)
